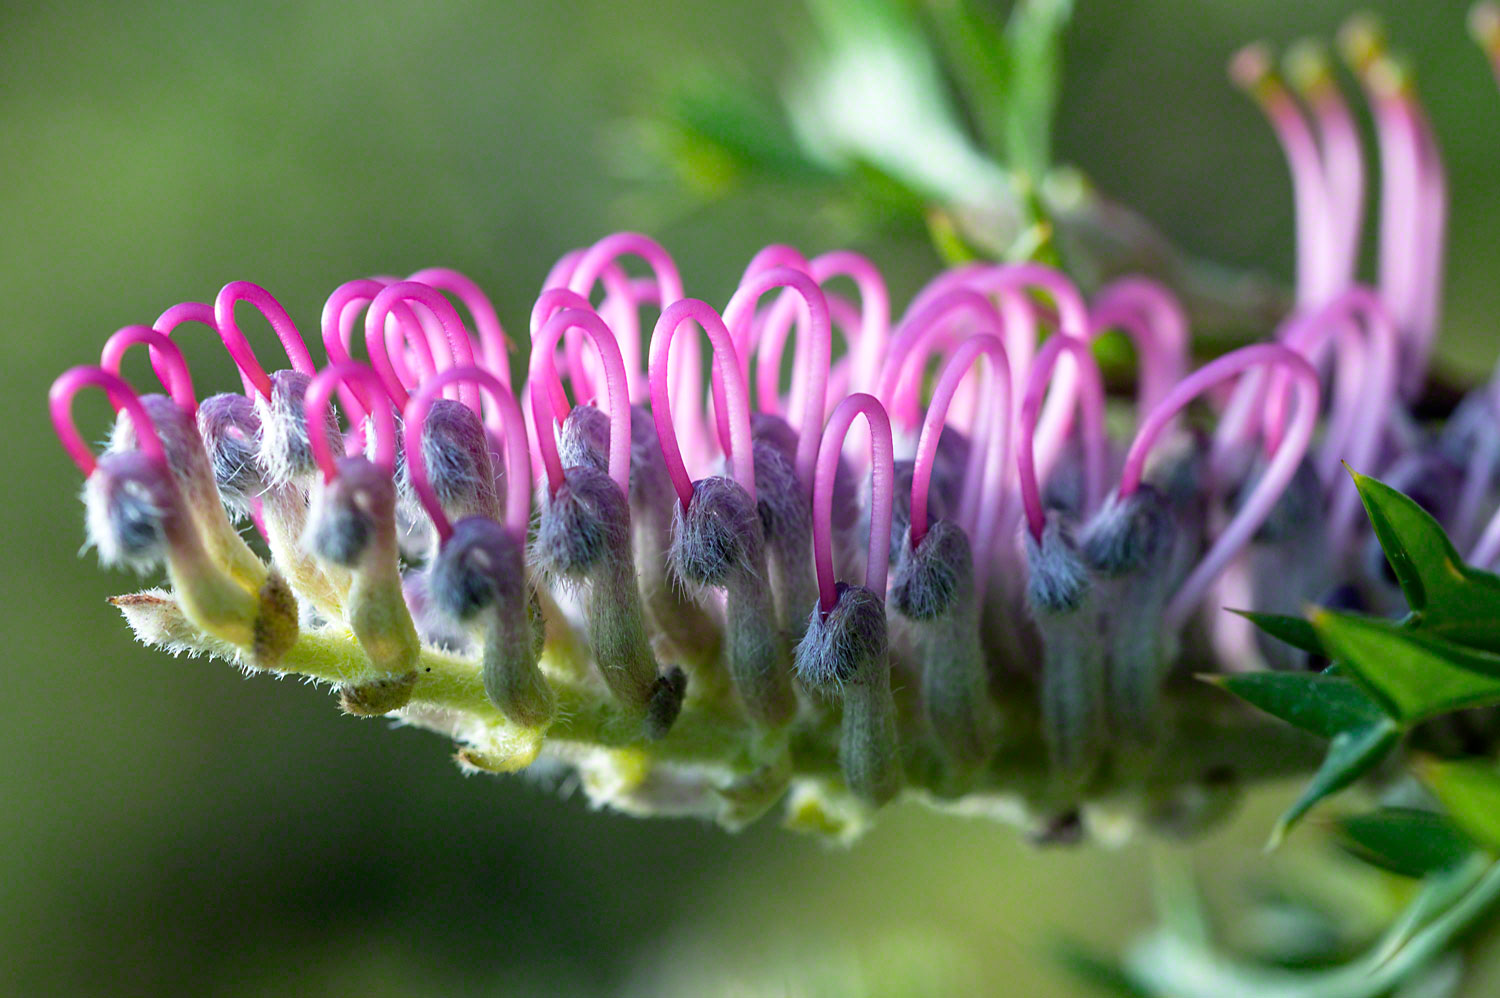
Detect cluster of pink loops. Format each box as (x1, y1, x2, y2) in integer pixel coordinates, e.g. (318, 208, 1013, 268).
(1017, 336, 1107, 542)
(535, 255, 650, 406)
(813, 393, 895, 615)
(365, 282, 481, 413)
(305, 362, 396, 484)
(321, 278, 423, 421)
(101, 326, 198, 416)
(408, 268, 511, 385)
(910, 333, 1013, 581)
(1087, 277, 1189, 417)
(528, 307, 633, 498)
(719, 265, 831, 494)
(402, 366, 531, 546)
(649, 299, 755, 510)
(214, 282, 316, 400)
(50, 366, 167, 476)
(1116, 344, 1320, 630)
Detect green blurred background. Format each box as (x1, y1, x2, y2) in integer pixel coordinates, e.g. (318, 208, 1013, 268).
(4, 1, 1499, 994)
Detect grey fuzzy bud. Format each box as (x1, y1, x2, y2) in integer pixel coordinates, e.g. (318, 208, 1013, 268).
(794, 583, 902, 805)
(671, 476, 794, 728)
(196, 392, 265, 514)
(892, 520, 997, 769)
(255, 369, 339, 486)
(429, 516, 527, 621)
(1025, 515, 1091, 613)
(1026, 513, 1106, 783)
(418, 398, 502, 524)
(305, 477, 374, 567)
(536, 463, 675, 729)
(1080, 487, 1179, 744)
(558, 402, 611, 474)
(428, 516, 551, 726)
(85, 450, 172, 571)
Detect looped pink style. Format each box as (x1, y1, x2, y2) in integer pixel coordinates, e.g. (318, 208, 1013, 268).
(909, 334, 1013, 592)
(720, 265, 832, 492)
(649, 299, 755, 510)
(568, 233, 699, 460)
(365, 282, 480, 413)
(100, 325, 198, 415)
(1017, 336, 1108, 542)
(529, 307, 633, 498)
(213, 281, 317, 399)
(403, 366, 531, 545)
(407, 267, 511, 384)
(150, 301, 254, 396)
(50, 366, 168, 476)
(305, 362, 397, 483)
(877, 287, 1010, 432)
(813, 393, 895, 614)
(1088, 277, 1189, 416)
(1118, 343, 1321, 630)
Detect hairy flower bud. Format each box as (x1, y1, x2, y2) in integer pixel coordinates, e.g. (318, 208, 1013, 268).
(431, 516, 554, 728)
(795, 582, 902, 805)
(891, 519, 997, 769)
(671, 475, 795, 729)
(1027, 512, 1105, 784)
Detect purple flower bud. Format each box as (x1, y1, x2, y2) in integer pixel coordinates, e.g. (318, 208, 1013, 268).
(255, 369, 339, 487)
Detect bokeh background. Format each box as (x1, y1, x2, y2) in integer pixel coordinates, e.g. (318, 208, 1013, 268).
(5, 1, 1500, 994)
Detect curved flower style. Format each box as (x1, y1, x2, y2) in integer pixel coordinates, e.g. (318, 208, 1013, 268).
(47, 12, 1500, 846)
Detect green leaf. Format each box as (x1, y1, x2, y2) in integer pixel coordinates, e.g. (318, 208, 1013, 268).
(1209, 672, 1384, 738)
(1001, 0, 1074, 180)
(1351, 468, 1500, 651)
(1336, 808, 1475, 878)
(1230, 609, 1327, 658)
(925, 0, 1012, 158)
(1421, 759, 1500, 853)
(1270, 718, 1399, 848)
(1314, 610, 1500, 724)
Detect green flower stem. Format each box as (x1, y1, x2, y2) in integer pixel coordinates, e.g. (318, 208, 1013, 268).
(114, 588, 1324, 817)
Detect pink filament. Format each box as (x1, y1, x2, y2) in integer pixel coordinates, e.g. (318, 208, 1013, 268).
(213, 281, 317, 400)
(720, 266, 831, 492)
(528, 307, 633, 498)
(813, 393, 895, 613)
(101, 326, 198, 415)
(153, 301, 255, 396)
(1308, 85, 1366, 290)
(1017, 336, 1108, 542)
(51, 366, 167, 476)
(528, 287, 600, 420)
(909, 334, 1012, 596)
(403, 366, 531, 545)
(648, 299, 755, 510)
(1117, 344, 1321, 630)
(407, 267, 511, 385)
(364, 282, 480, 412)
(305, 362, 396, 483)
(567, 233, 696, 461)
(1087, 277, 1189, 416)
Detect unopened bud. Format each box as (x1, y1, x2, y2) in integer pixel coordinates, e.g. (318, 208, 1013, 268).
(1026, 512, 1105, 783)
(795, 583, 902, 805)
(892, 520, 997, 770)
(751, 415, 818, 642)
(672, 475, 795, 728)
(255, 369, 339, 487)
(417, 398, 502, 525)
(196, 392, 265, 515)
(1081, 486, 1178, 744)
